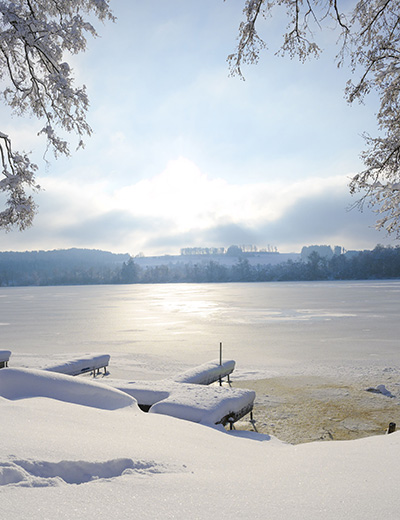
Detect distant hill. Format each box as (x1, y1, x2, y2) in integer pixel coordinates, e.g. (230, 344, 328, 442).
(0, 248, 129, 264)
(0, 248, 130, 286)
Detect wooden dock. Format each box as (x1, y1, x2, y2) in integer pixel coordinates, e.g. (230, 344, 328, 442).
(45, 354, 110, 377)
(106, 359, 255, 427)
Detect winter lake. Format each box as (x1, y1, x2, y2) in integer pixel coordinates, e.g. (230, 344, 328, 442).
(2, 280, 400, 520)
(1, 279, 400, 379)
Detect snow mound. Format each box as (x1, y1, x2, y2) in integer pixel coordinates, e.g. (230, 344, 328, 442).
(107, 380, 169, 408)
(0, 368, 137, 410)
(0, 458, 169, 487)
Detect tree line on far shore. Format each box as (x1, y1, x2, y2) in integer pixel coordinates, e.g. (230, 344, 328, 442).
(118, 245, 400, 284)
(0, 245, 399, 286)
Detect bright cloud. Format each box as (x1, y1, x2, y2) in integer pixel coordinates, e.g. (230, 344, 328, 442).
(37, 157, 350, 233)
(14, 156, 383, 255)
(112, 158, 350, 229)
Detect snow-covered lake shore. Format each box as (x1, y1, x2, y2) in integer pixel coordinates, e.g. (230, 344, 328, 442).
(2, 352, 400, 519)
(10, 349, 400, 443)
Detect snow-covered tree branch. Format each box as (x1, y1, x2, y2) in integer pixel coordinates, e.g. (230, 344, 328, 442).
(0, 0, 114, 230)
(229, 0, 400, 237)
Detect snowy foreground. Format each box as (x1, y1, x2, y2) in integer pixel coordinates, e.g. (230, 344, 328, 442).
(1, 365, 400, 519)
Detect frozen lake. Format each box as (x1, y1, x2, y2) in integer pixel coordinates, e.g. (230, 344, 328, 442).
(0, 281, 400, 378)
(1, 280, 400, 378)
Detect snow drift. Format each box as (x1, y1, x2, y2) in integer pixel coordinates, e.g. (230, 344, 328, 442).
(0, 368, 137, 410)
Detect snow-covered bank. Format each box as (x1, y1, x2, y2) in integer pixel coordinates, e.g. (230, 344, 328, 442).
(1, 359, 400, 519)
(1, 384, 400, 519)
(234, 374, 400, 444)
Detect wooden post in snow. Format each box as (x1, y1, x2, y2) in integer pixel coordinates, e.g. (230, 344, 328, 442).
(387, 422, 396, 434)
(219, 342, 222, 386)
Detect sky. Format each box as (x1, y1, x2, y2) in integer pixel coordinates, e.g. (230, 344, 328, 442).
(0, 0, 397, 256)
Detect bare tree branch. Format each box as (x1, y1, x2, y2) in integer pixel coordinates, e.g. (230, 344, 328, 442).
(0, 0, 114, 230)
(228, 0, 400, 236)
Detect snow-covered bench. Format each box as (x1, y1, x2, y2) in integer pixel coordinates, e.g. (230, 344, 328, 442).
(170, 359, 235, 385)
(45, 354, 110, 377)
(0, 350, 11, 369)
(105, 359, 255, 427)
(150, 383, 255, 426)
(106, 378, 255, 427)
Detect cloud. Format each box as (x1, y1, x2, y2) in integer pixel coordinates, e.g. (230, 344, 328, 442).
(253, 189, 393, 252)
(0, 155, 393, 255)
(129, 165, 392, 254)
(3, 158, 385, 255)
(110, 157, 349, 226)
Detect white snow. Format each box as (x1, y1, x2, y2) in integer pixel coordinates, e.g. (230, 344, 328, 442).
(1, 362, 400, 519)
(0, 368, 136, 410)
(106, 378, 169, 406)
